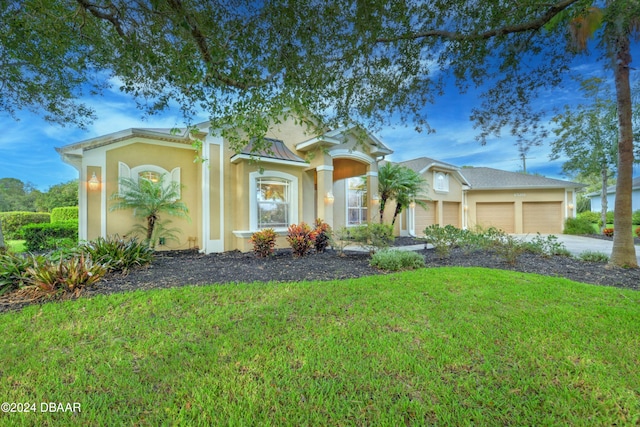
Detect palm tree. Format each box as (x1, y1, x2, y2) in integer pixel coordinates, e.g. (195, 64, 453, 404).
(377, 163, 404, 223)
(110, 174, 189, 249)
(561, 2, 639, 266)
(378, 163, 428, 225)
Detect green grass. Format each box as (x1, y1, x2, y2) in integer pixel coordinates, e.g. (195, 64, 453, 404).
(1, 268, 639, 426)
(5, 240, 26, 253)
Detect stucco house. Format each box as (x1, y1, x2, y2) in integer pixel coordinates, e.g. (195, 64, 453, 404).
(57, 117, 392, 253)
(586, 177, 640, 213)
(57, 119, 584, 252)
(395, 159, 584, 236)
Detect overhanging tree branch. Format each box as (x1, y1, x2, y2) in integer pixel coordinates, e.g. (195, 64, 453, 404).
(375, 0, 580, 42)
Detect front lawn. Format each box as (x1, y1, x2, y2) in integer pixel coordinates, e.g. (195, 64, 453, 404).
(1, 267, 638, 426)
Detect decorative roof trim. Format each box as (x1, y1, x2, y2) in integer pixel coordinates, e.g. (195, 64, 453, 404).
(229, 154, 308, 167)
(295, 136, 341, 152)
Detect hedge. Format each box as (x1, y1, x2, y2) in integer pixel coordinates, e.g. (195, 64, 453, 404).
(51, 206, 79, 223)
(0, 212, 51, 240)
(22, 221, 78, 252)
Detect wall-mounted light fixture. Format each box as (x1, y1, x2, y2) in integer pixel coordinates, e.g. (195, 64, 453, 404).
(372, 194, 380, 205)
(463, 205, 468, 211)
(324, 191, 335, 204)
(409, 201, 416, 209)
(88, 172, 100, 191)
(568, 203, 574, 210)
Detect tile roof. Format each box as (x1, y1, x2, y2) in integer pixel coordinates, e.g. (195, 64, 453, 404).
(460, 167, 584, 189)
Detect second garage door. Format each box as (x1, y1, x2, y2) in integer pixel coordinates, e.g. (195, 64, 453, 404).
(475, 202, 515, 233)
(523, 202, 562, 234)
(415, 200, 435, 236)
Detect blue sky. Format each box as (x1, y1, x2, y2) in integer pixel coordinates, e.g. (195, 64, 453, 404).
(1, 44, 639, 191)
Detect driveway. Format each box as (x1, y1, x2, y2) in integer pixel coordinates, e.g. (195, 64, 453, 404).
(514, 234, 640, 263)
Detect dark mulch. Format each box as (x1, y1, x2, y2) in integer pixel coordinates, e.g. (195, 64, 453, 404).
(2, 237, 639, 314)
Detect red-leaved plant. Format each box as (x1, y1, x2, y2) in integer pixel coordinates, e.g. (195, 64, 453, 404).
(249, 228, 278, 257)
(312, 218, 332, 253)
(287, 223, 315, 257)
(603, 228, 614, 237)
(635, 227, 640, 238)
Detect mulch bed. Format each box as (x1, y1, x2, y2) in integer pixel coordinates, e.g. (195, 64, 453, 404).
(2, 237, 639, 314)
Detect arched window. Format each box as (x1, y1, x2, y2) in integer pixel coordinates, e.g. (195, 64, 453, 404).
(249, 171, 298, 231)
(119, 162, 181, 199)
(434, 172, 449, 193)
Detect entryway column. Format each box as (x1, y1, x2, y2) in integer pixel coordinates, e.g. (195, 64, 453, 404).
(316, 165, 334, 226)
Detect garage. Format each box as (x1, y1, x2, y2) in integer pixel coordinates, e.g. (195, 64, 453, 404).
(523, 202, 563, 234)
(443, 202, 460, 227)
(475, 202, 515, 233)
(414, 200, 435, 236)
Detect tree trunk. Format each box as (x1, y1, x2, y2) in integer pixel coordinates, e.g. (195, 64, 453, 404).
(0, 219, 5, 252)
(600, 165, 608, 233)
(391, 203, 403, 226)
(379, 198, 386, 224)
(609, 18, 637, 267)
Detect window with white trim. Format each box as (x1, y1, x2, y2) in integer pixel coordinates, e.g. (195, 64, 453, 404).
(249, 171, 298, 231)
(257, 178, 290, 228)
(434, 171, 449, 193)
(347, 176, 367, 225)
(118, 162, 181, 199)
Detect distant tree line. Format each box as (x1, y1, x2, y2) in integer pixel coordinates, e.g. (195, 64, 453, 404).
(0, 178, 78, 213)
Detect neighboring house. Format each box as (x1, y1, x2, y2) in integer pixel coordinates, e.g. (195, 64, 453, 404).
(586, 177, 640, 213)
(395, 161, 584, 236)
(57, 119, 585, 252)
(57, 117, 392, 253)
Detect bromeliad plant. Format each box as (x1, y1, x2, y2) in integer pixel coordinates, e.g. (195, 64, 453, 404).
(0, 252, 39, 295)
(80, 235, 154, 273)
(26, 254, 106, 296)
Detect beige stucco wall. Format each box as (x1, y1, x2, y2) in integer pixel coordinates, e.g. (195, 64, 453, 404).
(86, 166, 102, 241)
(466, 188, 568, 233)
(105, 140, 202, 250)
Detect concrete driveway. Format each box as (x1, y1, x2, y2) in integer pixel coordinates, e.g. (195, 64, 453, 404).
(514, 234, 640, 263)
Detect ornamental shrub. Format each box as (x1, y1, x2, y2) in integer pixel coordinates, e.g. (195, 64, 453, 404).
(606, 211, 614, 225)
(632, 210, 640, 225)
(579, 251, 610, 263)
(287, 223, 315, 257)
(249, 228, 278, 258)
(349, 223, 394, 254)
(0, 212, 50, 240)
(422, 224, 463, 258)
(563, 217, 595, 235)
(577, 211, 602, 226)
(22, 221, 78, 252)
(51, 206, 79, 223)
(635, 227, 640, 238)
(370, 249, 425, 271)
(312, 218, 332, 253)
(602, 227, 614, 237)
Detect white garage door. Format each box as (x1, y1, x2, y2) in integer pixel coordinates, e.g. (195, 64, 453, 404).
(475, 202, 515, 233)
(523, 202, 562, 234)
